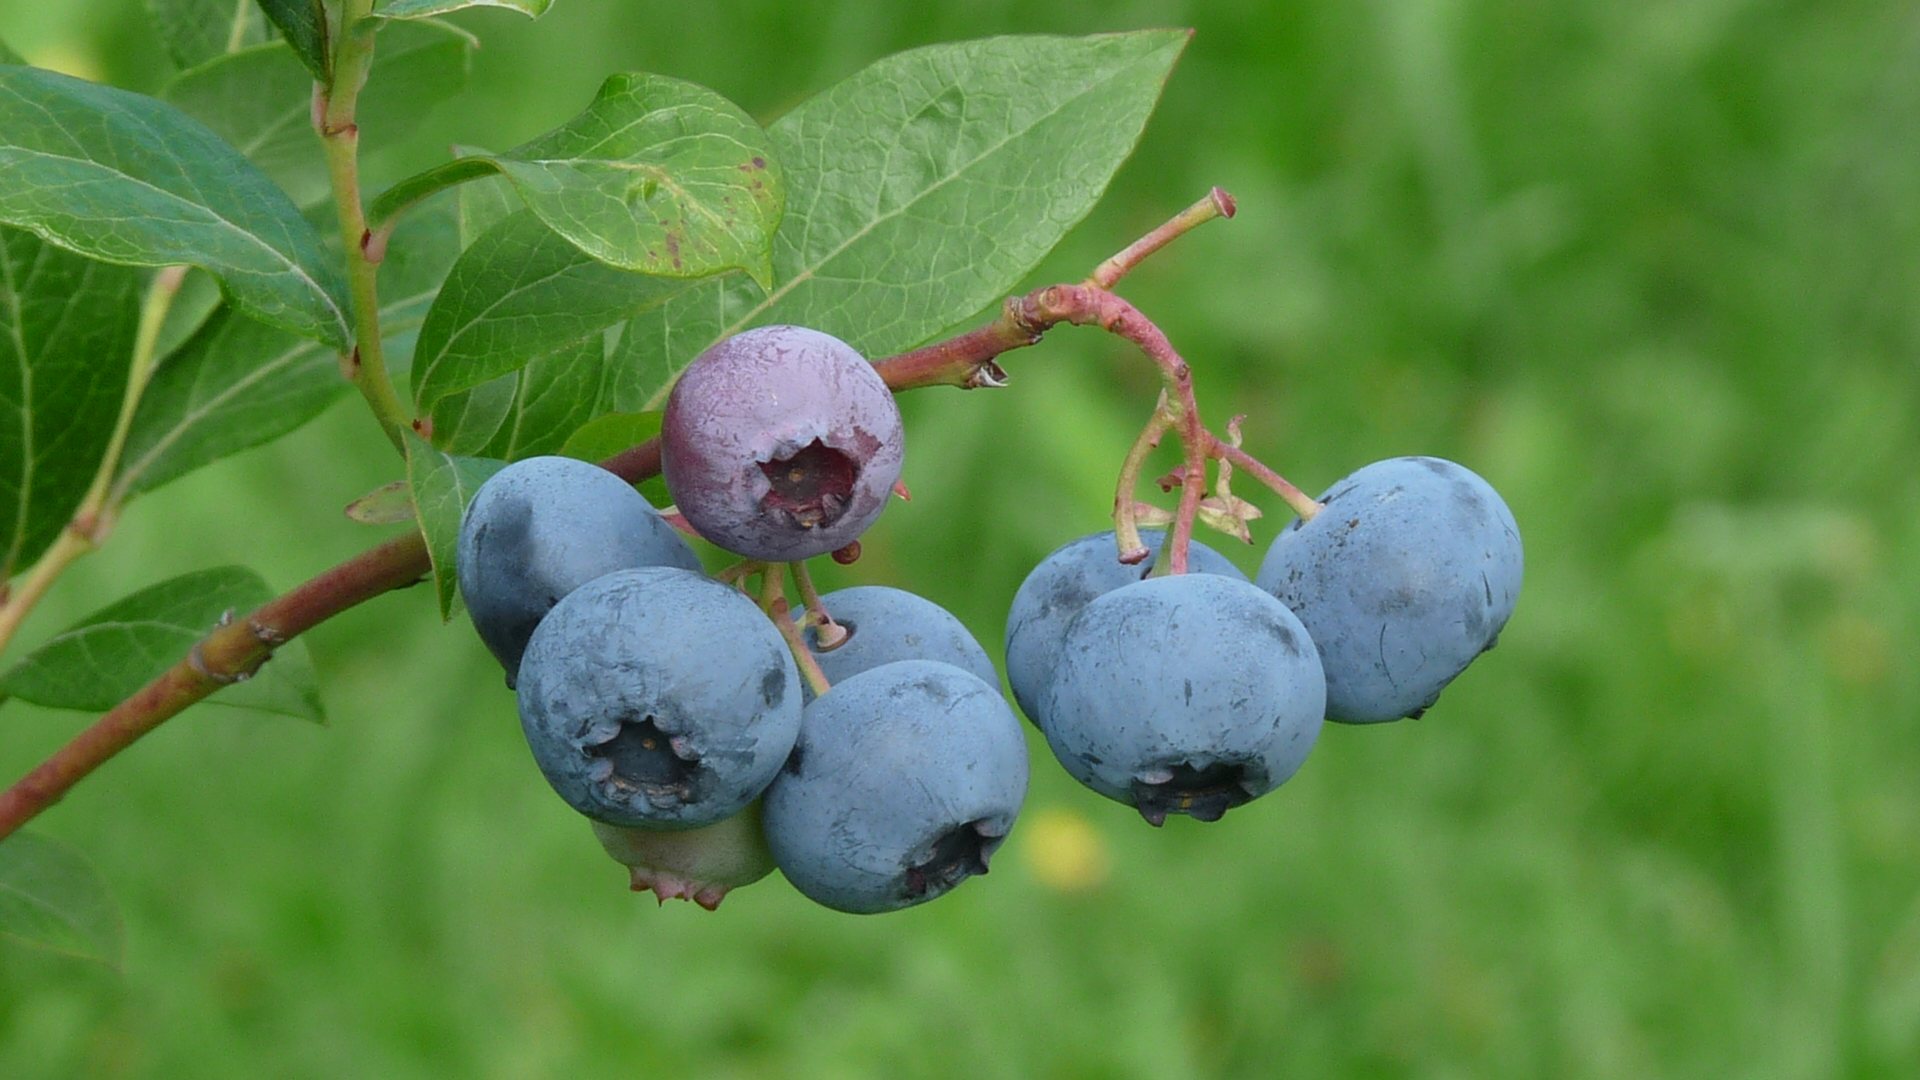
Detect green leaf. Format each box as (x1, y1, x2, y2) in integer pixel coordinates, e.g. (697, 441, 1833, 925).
(451, 147, 518, 246)
(0, 566, 324, 721)
(374, 77, 781, 284)
(495, 74, 781, 286)
(1, 230, 144, 580)
(254, 0, 329, 83)
(410, 210, 693, 410)
(557, 410, 660, 463)
(0, 40, 21, 66)
(344, 479, 413, 524)
(0, 833, 122, 967)
(375, 0, 554, 19)
(115, 202, 459, 497)
(0, 66, 352, 348)
(622, 30, 1190, 410)
(164, 21, 476, 208)
(404, 429, 504, 618)
(147, 0, 273, 69)
(431, 334, 608, 459)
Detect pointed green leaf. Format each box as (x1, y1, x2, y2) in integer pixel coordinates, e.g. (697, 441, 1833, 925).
(1, 230, 144, 580)
(0, 40, 21, 66)
(405, 429, 504, 618)
(376, 0, 553, 18)
(164, 21, 476, 208)
(431, 334, 608, 459)
(344, 479, 413, 524)
(557, 410, 660, 463)
(147, 0, 273, 69)
(0, 834, 122, 968)
(254, 0, 329, 83)
(409, 210, 697, 409)
(496, 74, 781, 285)
(0, 66, 352, 347)
(451, 147, 518, 246)
(115, 203, 459, 497)
(622, 30, 1190, 411)
(0, 566, 324, 721)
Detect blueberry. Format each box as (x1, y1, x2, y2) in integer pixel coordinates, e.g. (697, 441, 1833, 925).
(661, 325, 905, 561)
(794, 585, 997, 702)
(1004, 530, 1245, 730)
(762, 660, 1028, 914)
(458, 455, 701, 684)
(1255, 456, 1522, 723)
(590, 801, 776, 910)
(516, 567, 801, 829)
(1044, 573, 1325, 825)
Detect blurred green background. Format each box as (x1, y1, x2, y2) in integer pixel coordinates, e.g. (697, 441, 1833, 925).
(3, 1, 1918, 1076)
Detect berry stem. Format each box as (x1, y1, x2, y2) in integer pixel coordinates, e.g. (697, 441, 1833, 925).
(1085, 186, 1236, 290)
(875, 187, 1235, 392)
(765, 593, 832, 701)
(1208, 436, 1321, 521)
(787, 561, 845, 650)
(1112, 398, 1174, 564)
(1024, 286, 1212, 573)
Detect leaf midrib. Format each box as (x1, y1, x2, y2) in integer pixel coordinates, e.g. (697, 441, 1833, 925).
(0, 238, 35, 576)
(0, 78, 347, 339)
(0, 143, 336, 321)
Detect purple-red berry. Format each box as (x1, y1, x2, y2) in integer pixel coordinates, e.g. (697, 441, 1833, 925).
(661, 325, 905, 561)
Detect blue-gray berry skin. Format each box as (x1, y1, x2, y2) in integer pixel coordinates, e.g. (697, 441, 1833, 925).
(516, 567, 801, 829)
(795, 586, 997, 702)
(661, 325, 905, 561)
(1044, 573, 1325, 826)
(762, 660, 1029, 914)
(458, 455, 701, 684)
(1255, 456, 1523, 724)
(1005, 530, 1246, 730)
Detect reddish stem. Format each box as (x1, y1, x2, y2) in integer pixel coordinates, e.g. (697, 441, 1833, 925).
(1209, 438, 1321, 521)
(1086, 186, 1236, 290)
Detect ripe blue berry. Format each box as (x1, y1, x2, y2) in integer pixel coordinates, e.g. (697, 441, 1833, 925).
(516, 567, 801, 829)
(661, 325, 904, 561)
(762, 660, 1028, 914)
(589, 802, 776, 910)
(795, 585, 997, 702)
(1255, 456, 1522, 723)
(1005, 529, 1245, 730)
(457, 455, 700, 684)
(1044, 573, 1325, 826)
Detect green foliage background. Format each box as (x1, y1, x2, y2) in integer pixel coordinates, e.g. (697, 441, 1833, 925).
(3, 1, 1917, 1076)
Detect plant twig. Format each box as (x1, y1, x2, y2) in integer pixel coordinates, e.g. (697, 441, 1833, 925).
(0, 266, 188, 657)
(319, 1, 411, 452)
(1209, 437, 1321, 521)
(1086, 186, 1236, 290)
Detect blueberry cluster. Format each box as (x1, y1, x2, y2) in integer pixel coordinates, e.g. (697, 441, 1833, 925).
(459, 323, 1523, 913)
(1006, 455, 1523, 826)
(460, 327, 1024, 914)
